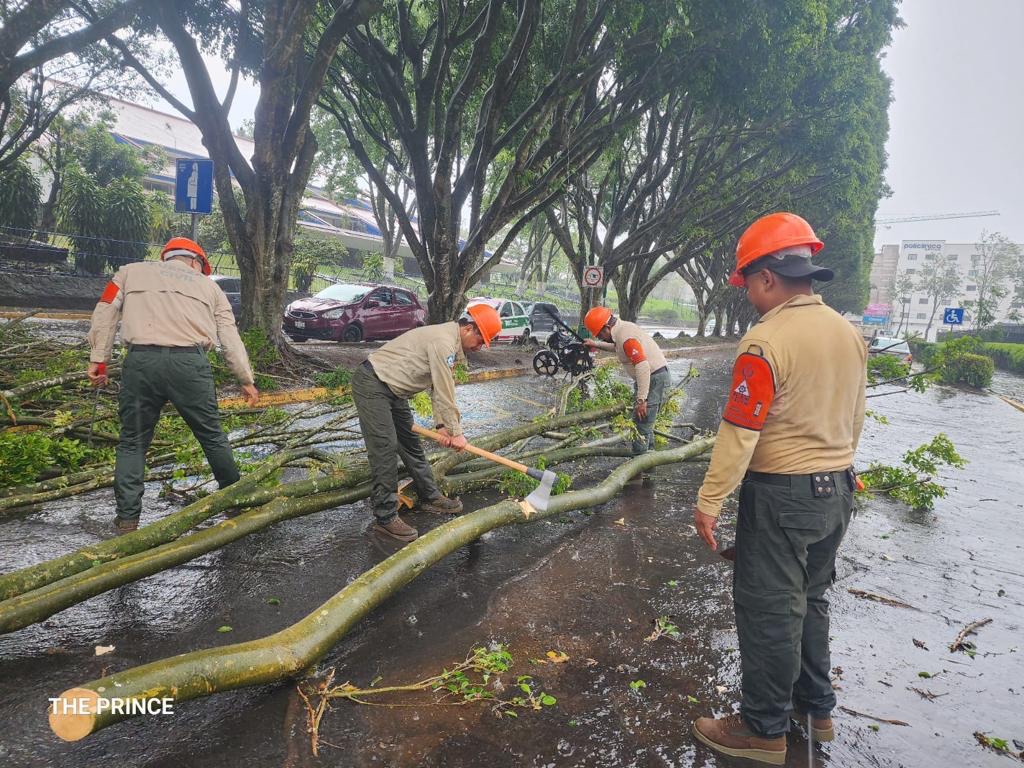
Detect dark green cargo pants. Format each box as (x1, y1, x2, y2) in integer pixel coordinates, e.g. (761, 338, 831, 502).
(632, 367, 671, 455)
(733, 470, 854, 737)
(114, 346, 239, 520)
(351, 362, 441, 523)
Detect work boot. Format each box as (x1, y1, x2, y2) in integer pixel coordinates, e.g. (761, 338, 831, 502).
(418, 494, 463, 515)
(692, 713, 787, 765)
(113, 516, 139, 534)
(792, 709, 835, 741)
(371, 515, 418, 543)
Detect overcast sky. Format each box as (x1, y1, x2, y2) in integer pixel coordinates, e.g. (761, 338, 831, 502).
(156, 0, 1024, 250)
(877, 0, 1024, 248)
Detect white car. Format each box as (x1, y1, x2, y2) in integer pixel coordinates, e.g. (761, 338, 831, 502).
(868, 336, 912, 364)
(466, 297, 531, 344)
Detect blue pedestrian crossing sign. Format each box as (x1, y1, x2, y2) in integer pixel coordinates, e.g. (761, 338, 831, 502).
(175, 159, 214, 214)
(943, 307, 964, 325)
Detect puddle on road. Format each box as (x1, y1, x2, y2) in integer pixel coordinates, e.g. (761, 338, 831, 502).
(1, 351, 1022, 767)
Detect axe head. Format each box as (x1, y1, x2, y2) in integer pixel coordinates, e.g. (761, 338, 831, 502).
(525, 469, 557, 512)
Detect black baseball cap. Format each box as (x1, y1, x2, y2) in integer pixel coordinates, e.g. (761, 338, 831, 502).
(743, 252, 834, 282)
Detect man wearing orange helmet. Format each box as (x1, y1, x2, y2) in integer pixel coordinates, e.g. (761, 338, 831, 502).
(86, 237, 259, 533)
(582, 305, 670, 454)
(350, 303, 502, 544)
(689, 213, 867, 764)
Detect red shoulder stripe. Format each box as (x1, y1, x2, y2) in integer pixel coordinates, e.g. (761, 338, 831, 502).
(622, 338, 646, 364)
(99, 281, 120, 304)
(722, 351, 776, 431)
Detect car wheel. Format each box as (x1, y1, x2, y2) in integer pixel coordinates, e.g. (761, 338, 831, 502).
(341, 324, 363, 343)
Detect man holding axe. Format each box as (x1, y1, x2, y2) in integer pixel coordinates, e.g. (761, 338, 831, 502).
(351, 304, 502, 544)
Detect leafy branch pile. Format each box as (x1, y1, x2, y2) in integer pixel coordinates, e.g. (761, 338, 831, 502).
(858, 434, 967, 511)
(298, 645, 557, 756)
(0, 318, 337, 511)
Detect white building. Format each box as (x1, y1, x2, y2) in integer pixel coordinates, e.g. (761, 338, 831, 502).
(874, 239, 1022, 341)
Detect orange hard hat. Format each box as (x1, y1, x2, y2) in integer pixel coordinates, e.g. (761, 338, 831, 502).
(161, 237, 211, 276)
(583, 306, 613, 337)
(465, 303, 501, 346)
(730, 212, 823, 287)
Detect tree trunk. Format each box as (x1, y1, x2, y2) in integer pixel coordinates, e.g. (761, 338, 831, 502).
(36, 174, 60, 239)
(2, 405, 624, 618)
(924, 303, 939, 341)
(49, 438, 714, 742)
(0, 449, 306, 602)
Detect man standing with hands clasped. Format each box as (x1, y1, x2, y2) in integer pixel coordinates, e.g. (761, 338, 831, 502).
(87, 237, 259, 534)
(690, 213, 867, 765)
(582, 306, 670, 455)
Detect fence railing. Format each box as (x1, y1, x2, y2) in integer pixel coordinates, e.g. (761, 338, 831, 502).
(1, 224, 592, 313)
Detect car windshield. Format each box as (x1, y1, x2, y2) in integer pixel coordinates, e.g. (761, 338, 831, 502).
(316, 284, 369, 303)
(871, 338, 909, 353)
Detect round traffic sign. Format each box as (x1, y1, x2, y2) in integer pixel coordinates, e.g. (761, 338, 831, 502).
(582, 266, 603, 288)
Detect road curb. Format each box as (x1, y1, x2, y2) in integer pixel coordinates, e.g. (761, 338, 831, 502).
(1, 309, 93, 321)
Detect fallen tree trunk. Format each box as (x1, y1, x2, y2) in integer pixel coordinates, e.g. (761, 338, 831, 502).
(1, 485, 369, 635)
(48, 438, 713, 741)
(0, 438, 637, 634)
(1, 404, 627, 606)
(439, 444, 634, 493)
(0, 448, 310, 601)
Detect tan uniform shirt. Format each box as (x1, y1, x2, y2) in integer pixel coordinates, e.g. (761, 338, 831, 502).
(592, 319, 668, 400)
(368, 322, 464, 436)
(697, 294, 867, 517)
(87, 260, 255, 385)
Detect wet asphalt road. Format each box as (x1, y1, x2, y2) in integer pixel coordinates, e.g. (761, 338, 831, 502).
(1, 348, 1022, 767)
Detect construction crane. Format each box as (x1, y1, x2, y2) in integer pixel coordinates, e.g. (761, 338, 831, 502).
(876, 210, 999, 226)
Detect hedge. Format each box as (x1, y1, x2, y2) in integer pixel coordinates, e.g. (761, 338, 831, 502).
(984, 342, 1024, 375)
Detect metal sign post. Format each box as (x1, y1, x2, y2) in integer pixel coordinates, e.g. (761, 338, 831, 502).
(175, 159, 214, 241)
(943, 306, 964, 339)
(581, 266, 604, 336)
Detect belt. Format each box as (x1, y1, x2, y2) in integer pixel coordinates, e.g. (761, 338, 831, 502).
(128, 344, 202, 354)
(745, 469, 851, 497)
(651, 365, 668, 376)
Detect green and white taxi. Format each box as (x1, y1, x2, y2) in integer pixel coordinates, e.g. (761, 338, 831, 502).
(465, 297, 531, 344)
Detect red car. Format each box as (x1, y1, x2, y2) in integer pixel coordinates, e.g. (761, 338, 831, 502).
(283, 283, 427, 343)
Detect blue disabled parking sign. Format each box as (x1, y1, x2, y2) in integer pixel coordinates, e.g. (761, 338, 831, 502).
(175, 159, 214, 214)
(943, 307, 964, 325)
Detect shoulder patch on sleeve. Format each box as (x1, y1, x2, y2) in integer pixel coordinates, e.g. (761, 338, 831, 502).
(622, 338, 646, 364)
(722, 351, 776, 431)
(99, 281, 120, 304)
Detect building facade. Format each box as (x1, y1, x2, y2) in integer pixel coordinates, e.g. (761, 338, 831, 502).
(870, 239, 1022, 341)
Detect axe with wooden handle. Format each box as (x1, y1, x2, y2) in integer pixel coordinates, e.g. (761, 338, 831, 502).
(411, 423, 558, 512)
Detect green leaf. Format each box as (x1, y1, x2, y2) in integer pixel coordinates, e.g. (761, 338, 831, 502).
(217, 625, 233, 633)
(686, 695, 699, 704)
(541, 694, 557, 706)
(267, 597, 281, 605)
(629, 680, 646, 690)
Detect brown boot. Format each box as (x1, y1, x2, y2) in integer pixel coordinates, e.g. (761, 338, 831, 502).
(371, 515, 418, 543)
(113, 516, 139, 534)
(418, 494, 463, 515)
(692, 713, 786, 765)
(792, 709, 835, 741)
